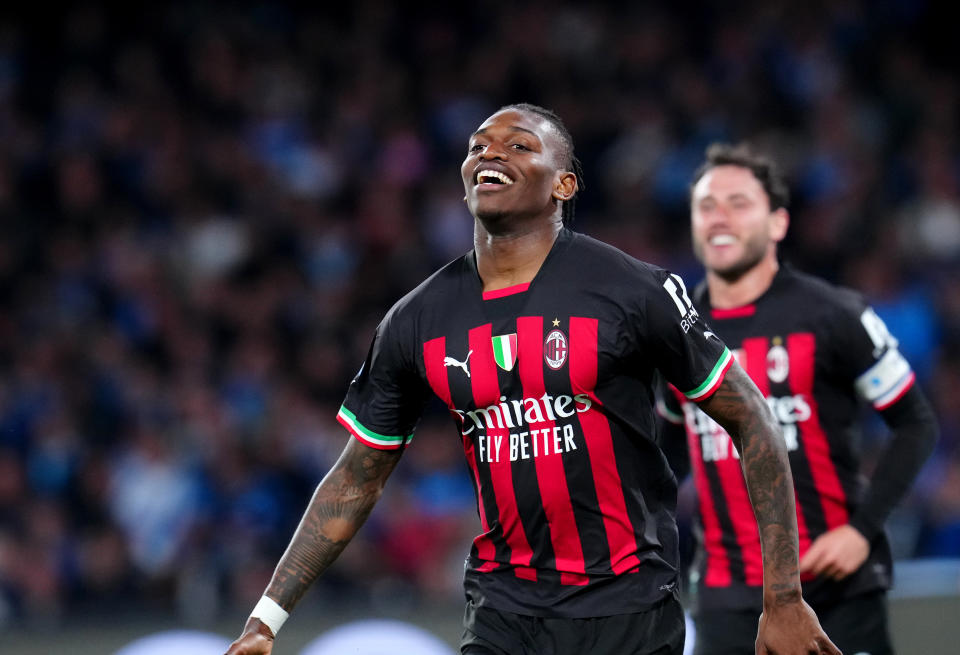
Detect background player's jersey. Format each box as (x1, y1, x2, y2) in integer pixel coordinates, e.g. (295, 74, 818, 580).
(338, 229, 731, 618)
(661, 265, 914, 611)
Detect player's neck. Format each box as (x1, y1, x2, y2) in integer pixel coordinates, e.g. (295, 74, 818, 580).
(706, 254, 780, 310)
(474, 219, 562, 293)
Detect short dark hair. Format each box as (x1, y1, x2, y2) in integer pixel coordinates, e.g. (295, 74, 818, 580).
(499, 103, 585, 226)
(691, 142, 790, 211)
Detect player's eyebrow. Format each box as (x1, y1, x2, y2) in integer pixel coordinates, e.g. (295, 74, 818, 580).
(470, 126, 540, 140)
(697, 191, 752, 202)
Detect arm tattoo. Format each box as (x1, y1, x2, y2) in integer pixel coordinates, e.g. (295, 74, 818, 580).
(698, 363, 801, 605)
(265, 439, 403, 610)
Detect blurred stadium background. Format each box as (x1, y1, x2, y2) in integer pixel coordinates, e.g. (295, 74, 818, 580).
(0, 2, 957, 653)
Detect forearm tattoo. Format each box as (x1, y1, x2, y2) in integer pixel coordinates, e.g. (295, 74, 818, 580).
(700, 364, 800, 604)
(265, 441, 403, 610)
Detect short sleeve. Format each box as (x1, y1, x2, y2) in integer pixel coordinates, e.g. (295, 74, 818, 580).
(337, 306, 430, 450)
(835, 303, 916, 411)
(655, 373, 685, 426)
(643, 270, 733, 403)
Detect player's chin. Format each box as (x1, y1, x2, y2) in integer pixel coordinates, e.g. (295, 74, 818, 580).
(708, 256, 751, 279)
(473, 203, 512, 224)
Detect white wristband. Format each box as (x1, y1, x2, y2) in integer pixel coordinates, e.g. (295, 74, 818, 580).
(250, 596, 289, 636)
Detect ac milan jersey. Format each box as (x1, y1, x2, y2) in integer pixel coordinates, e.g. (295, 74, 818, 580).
(337, 228, 732, 618)
(661, 265, 915, 611)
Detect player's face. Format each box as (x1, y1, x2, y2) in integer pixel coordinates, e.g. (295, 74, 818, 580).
(691, 165, 787, 280)
(461, 109, 570, 226)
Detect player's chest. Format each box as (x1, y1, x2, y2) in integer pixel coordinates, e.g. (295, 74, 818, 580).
(420, 312, 613, 412)
(709, 313, 826, 392)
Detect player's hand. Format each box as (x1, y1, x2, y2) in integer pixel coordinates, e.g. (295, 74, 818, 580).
(756, 598, 842, 655)
(224, 618, 275, 655)
(799, 524, 869, 580)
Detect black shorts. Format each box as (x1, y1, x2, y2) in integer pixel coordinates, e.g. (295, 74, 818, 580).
(460, 595, 685, 655)
(693, 590, 893, 655)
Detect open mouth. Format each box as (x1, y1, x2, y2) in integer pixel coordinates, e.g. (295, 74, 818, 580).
(475, 169, 515, 186)
(709, 234, 737, 246)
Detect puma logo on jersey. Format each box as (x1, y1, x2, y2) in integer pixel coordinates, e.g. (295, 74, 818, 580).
(444, 350, 473, 377)
(704, 331, 719, 341)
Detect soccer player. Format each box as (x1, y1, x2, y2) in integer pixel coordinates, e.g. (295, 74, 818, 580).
(658, 143, 938, 654)
(225, 106, 839, 655)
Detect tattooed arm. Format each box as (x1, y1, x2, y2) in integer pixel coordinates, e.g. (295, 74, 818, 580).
(698, 362, 841, 655)
(225, 437, 404, 655)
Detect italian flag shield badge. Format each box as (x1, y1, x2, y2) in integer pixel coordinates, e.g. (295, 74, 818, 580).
(492, 333, 518, 371)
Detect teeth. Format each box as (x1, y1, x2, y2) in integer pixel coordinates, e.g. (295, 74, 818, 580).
(710, 234, 737, 246)
(476, 169, 515, 185)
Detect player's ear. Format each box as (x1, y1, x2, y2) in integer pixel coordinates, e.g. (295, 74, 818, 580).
(770, 208, 789, 242)
(553, 171, 577, 201)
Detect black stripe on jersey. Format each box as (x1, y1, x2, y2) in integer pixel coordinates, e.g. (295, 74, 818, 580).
(769, 359, 829, 538)
(700, 461, 747, 583)
(450, 328, 516, 571)
(497, 354, 561, 578)
(561, 443, 613, 573)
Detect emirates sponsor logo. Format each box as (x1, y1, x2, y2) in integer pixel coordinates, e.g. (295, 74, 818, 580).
(684, 394, 809, 461)
(544, 329, 568, 369)
(476, 424, 579, 463)
(454, 393, 592, 463)
(453, 392, 592, 436)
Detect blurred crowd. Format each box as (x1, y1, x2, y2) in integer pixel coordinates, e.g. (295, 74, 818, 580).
(0, 1, 957, 631)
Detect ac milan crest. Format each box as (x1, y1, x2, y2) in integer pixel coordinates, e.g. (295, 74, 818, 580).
(767, 343, 789, 383)
(544, 329, 568, 370)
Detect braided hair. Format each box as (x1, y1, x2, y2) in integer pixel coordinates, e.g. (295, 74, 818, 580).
(499, 103, 585, 226)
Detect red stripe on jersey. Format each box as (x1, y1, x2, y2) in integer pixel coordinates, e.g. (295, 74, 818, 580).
(469, 324, 536, 576)
(560, 571, 590, 586)
(745, 337, 814, 559)
(681, 393, 731, 587)
(711, 305, 756, 319)
(518, 316, 586, 580)
(568, 317, 641, 575)
(713, 441, 764, 585)
(741, 337, 770, 395)
(482, 282, 530, 300)
(424, 337, 455, 410)
(424, 337, 498, 568)
(788, 333, 849, 529)
(744, 338, 813, 572)
(727, 337, 769, 585)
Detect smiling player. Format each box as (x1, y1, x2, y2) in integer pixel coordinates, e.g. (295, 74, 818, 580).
(659, 143, 938, 655)
(225, 107, 839, 655)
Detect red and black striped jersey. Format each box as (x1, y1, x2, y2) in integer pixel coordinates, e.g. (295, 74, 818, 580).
(337, 228, 731, 618)
(661, 265, 915, 611)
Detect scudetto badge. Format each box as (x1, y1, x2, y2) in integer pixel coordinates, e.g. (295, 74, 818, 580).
(544, 329, 568, 370)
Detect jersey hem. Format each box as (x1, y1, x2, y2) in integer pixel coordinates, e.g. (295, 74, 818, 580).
(685, 347, 733, 401)
(336, 406, 411, 449)
(655, 397, 684, 425)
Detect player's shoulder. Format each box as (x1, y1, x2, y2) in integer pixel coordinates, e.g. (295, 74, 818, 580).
(567, 230, 669, 287)
(383, 254, 471, 322)
(779, 265, 867, 317)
